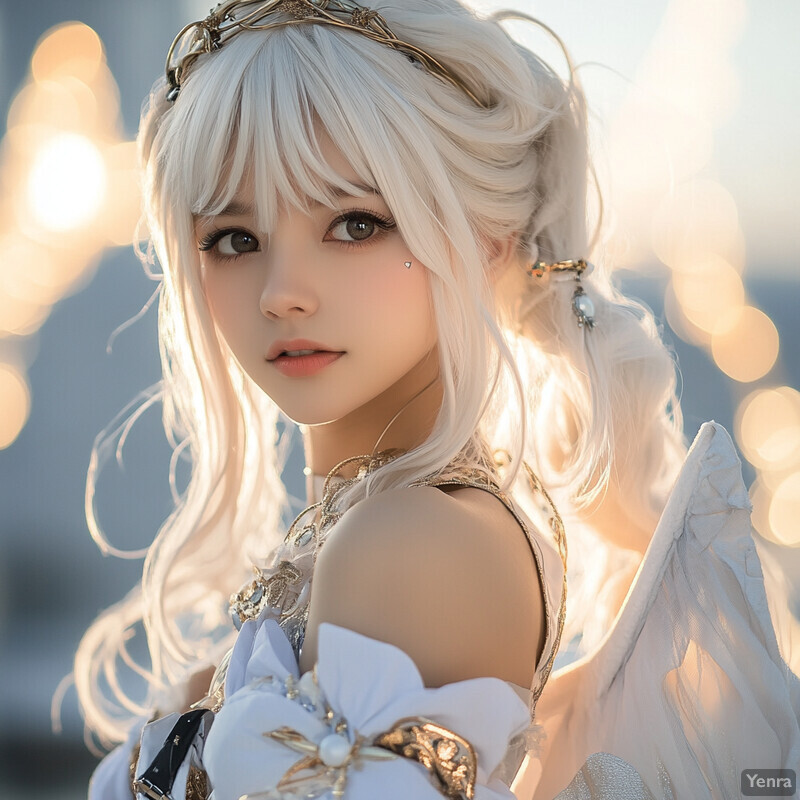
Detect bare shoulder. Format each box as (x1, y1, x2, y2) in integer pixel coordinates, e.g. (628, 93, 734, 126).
(299, 484, 545, 688)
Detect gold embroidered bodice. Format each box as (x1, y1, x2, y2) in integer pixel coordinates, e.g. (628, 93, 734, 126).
(227, 450, 567, 717)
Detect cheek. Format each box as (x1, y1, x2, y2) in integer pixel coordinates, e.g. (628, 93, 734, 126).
(202, 271, 256, 343)
(354, 263, 436, 352)
(354, 261, 436, 381)
(202, 271, 228, 320)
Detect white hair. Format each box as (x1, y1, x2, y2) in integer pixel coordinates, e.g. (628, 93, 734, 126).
(75, 0, 687, 745)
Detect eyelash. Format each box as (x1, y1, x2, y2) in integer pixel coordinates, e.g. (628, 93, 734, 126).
(197, 227, 251, 257)
(196, 209, 397, 260)
(326, 208, 397, 250)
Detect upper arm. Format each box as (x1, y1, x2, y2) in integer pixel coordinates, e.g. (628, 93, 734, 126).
(298, 486, 545, 688)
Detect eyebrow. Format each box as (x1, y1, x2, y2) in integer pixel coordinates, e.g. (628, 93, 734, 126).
(201, 183, 381, 218)
(308, 183, 381, 207)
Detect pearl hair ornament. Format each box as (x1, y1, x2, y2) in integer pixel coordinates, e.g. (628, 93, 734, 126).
(527, 259, 596, 329)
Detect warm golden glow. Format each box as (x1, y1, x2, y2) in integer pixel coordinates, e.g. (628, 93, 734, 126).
(736, 387, 800, 471)
(748, 476, 772, 540)
(26, 133, 107, 232)
(710, 306, 779, 382)
(0, 286, 50, 337)
(103, 142, 143, 247)
(0, 21, 131, 440)
(1, 236, 71, 303)
(769, 472, 800, 547)
(652, 179, 743, 270)
(0, 364, 31, 449)
(31, 22, 104, 85)
(670, 256, 745, 334)
(9, 79, 83, 132)
(663, 281, 709, 346)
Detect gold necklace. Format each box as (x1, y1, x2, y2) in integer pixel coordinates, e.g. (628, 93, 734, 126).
(229, 449, 405, 631)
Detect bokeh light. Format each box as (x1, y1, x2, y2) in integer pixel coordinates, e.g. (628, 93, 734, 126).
(652, 179, 743, 270)
(0, 289, 50, 337)
(736, 387, 800, 472)
(769, 473, 800, 547)
(8, 76, 100, 134)
(0, 236, 74, 303)
(670, 256, 745, 335)
(748, 476, 772, 540)
(710, 306, 780, 383)
(26, 133, 108, 232)
(104, 141, 142, 247)
(0, 19, 135, 449)
(603, 0, 745, 270)
(598, 0, 795, 548)
(0, 363, 32, 449)
(30, 22, 104, 85)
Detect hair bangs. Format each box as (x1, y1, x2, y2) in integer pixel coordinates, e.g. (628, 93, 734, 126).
(168, 25, 410, 234)
(167, 22, 461, 264)
(244, 28, 383, 230)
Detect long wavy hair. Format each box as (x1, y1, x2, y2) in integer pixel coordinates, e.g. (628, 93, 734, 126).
(75, 0, 686, 746)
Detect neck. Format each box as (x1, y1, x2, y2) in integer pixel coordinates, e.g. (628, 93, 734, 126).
(302, 348, 442, 478)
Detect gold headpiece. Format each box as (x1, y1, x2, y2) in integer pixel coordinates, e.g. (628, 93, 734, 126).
(526, 259, 596, 329)
(165, 0, 485, 106)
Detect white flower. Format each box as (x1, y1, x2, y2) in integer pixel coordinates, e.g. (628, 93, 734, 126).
(204, 619, 530, 800)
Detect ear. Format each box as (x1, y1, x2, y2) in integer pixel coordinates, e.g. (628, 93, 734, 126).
(485, 234, 521, 284)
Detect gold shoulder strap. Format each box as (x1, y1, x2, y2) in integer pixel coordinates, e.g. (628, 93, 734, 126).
(412, 457, 568, 708)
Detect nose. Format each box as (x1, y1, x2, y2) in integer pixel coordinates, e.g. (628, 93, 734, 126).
(259, 248, 319, 320)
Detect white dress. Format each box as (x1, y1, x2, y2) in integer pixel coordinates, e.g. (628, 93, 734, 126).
(90, 421, 800, 799)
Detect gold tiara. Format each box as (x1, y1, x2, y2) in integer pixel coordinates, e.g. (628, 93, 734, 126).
(165, 0, 485, 107)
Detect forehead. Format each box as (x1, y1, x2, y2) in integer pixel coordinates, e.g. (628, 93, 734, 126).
(315, 129, 360, 179)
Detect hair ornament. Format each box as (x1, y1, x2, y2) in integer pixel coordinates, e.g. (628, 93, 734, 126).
(165, 0, 486, 106)
(527, 259, 596, 329)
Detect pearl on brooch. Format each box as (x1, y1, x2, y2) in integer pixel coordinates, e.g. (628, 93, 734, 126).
(318, 732, 352, 767)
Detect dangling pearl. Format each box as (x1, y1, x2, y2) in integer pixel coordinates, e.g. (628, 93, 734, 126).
(574, 293, 595, 318)
(572, 287, 596, 328)
(318, 733, 352, 767)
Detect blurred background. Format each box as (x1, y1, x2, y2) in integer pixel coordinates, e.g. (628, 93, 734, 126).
(0, 0, 798, 797)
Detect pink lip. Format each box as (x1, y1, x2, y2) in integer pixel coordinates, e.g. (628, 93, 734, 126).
(269, 351, 344, 377)
(266, 338, 341, 361)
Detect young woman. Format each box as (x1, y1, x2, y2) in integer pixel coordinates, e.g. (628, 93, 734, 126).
(80, 0, 800, 797)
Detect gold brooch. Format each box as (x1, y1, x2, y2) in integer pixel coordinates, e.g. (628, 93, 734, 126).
(250, 715, 477, 800)
(229, 561, 303, 630)
(374, 717, 477, 799)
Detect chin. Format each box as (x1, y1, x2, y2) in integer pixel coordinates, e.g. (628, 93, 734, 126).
(272, 397, 360, 427)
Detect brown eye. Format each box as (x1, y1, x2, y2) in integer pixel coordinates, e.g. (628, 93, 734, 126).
(325, 211, 396, 246)
(199, 228, 261, 257)
(217, 231, 259, 255)
(330, 215, 375, 242)
(345, 217, 375, 240)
